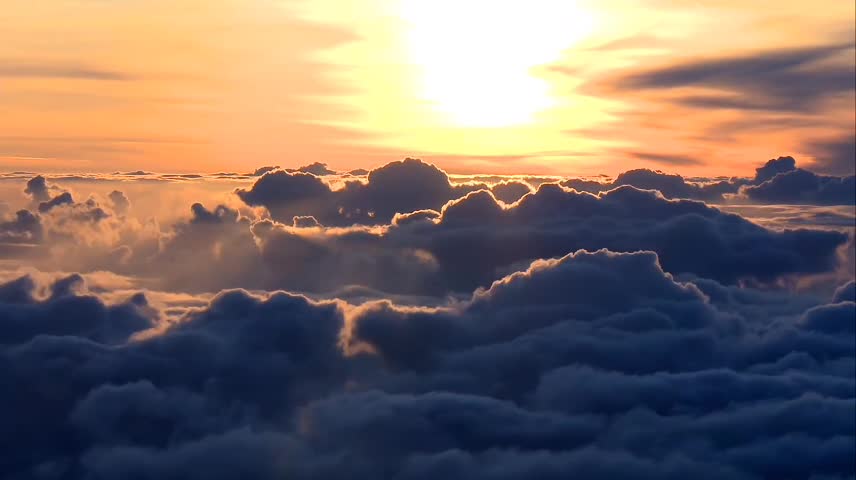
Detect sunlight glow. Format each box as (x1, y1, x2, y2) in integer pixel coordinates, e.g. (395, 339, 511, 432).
(400, 0, 596, 128)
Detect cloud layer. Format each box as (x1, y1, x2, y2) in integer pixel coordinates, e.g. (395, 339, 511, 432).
(0, 249, 853, 479)
(0, 156, 853, 478)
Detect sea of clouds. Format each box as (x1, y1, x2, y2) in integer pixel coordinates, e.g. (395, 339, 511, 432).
(0, 156, 853, 479)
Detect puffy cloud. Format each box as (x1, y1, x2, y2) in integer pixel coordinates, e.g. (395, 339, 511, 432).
(741, 169, 856, 205)
(110, 183, 847, 296)
(0, 273, 155, 345)
(753, 156, 797, 184)
(24, 175, 53, 203)
(383, 185, 847, 290)
(38, 191, 75, 213)
(237, 158, 486, 226)
(560, 156, 854, 206)
(295, 162, 337, 176)
(563, 169, 740, 203)
(250, 166, 280, 176)
(2, 167, 849, 300)
(0, 250, 852, 479)
(108, 190, 131, 215)
(0, 209, 42, 244)
(489, 180, 533, 204)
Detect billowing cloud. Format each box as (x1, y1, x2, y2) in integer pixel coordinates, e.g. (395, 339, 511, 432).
(741, 169, 855, 205)
(237, 158, 486, 226)
(0, 250, 852, 479)
(1, 164, 850, 299)
(24, 175, 52, 203)
(489, 180, 533, 204)
(563, 156, 855, 205)
(563, 169, 740, 203)
(144, 181, 847, 296)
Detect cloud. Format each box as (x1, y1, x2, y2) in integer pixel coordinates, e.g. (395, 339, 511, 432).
(489, 181, 533, 204)
(0, 209, 42, 244)
(2, 164, 849, 299)
(0, 250, 852, 478)
(563, 169, 740, 203)
(805, 134, 856, 176)
(753, 156, 797, 184)
(237, 158, 486, 226)
(38, 191, 74, 213)
(833, 281, 855, 303)
(387, 184, 846, 289)
(143, 182, 847, 296)
(616, 43, 855, 113)
(24, 175, 52, 203)
(0, 62, 134, 81)
(562, 156, 855, 205)
(741, 169, 855, 205)
(0, 273, 154, 345)
(108, 190, 131, 215)
(295, 162, 337, 176)
(627, 151, 704, 167)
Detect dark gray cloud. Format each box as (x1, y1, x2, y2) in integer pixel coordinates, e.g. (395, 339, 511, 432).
(0, 209, 42, 244)
(129, 182, 848, 296)
(617, 43, 855, 113)
(563, 156, 855, 206)
(805, 134, 856, 176)
(38, 191, 74, 213)
(563, 169, 741, 202)
(489, 180, 533, 204)
(0, 250, 852, 479)
(742, 169, 855, 205)
(237, 158, 487, 226)
(24, 175, 51, 203)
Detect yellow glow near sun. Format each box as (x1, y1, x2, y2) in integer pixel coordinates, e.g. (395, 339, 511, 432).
(400, 0, 596, 128)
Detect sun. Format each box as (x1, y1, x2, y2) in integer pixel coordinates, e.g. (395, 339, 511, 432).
(400, 0, 596, 128)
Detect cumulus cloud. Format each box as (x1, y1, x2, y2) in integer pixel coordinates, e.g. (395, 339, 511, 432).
(237, 158, 486, 226)
(24, 175, 52, 203)
(108, 190, 131, 214)
(741, 169, 856, 205)
(563, 169, 740, 203)
(0, 209, 43, 244)
(114, 181, 846, 297)
(489, 180, 533, 204)
(2, 165, 850, 300)
(562, 156, 855, 206)
(51, 182, 841, 297)
(0, 250, 852, 479)
(38, 191, 75, 213)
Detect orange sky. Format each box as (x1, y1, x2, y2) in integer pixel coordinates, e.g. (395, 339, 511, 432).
(1, 0, 854, 175)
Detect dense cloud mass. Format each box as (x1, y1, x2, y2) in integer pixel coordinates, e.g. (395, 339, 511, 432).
(52, 180, 841, 296)
(236, 158, 489, 226)
(0, 156, 854, 478)
(742, 169, 856, 205)
(0, 250, 853, 479)
(563, 156, 856, 206)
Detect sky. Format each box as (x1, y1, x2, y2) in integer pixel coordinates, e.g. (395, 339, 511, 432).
(2, 0, 854, 175)
(1, 3, 855, 478)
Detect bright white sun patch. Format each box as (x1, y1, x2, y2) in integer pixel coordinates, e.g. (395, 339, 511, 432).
(400, 0, 596, 128)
